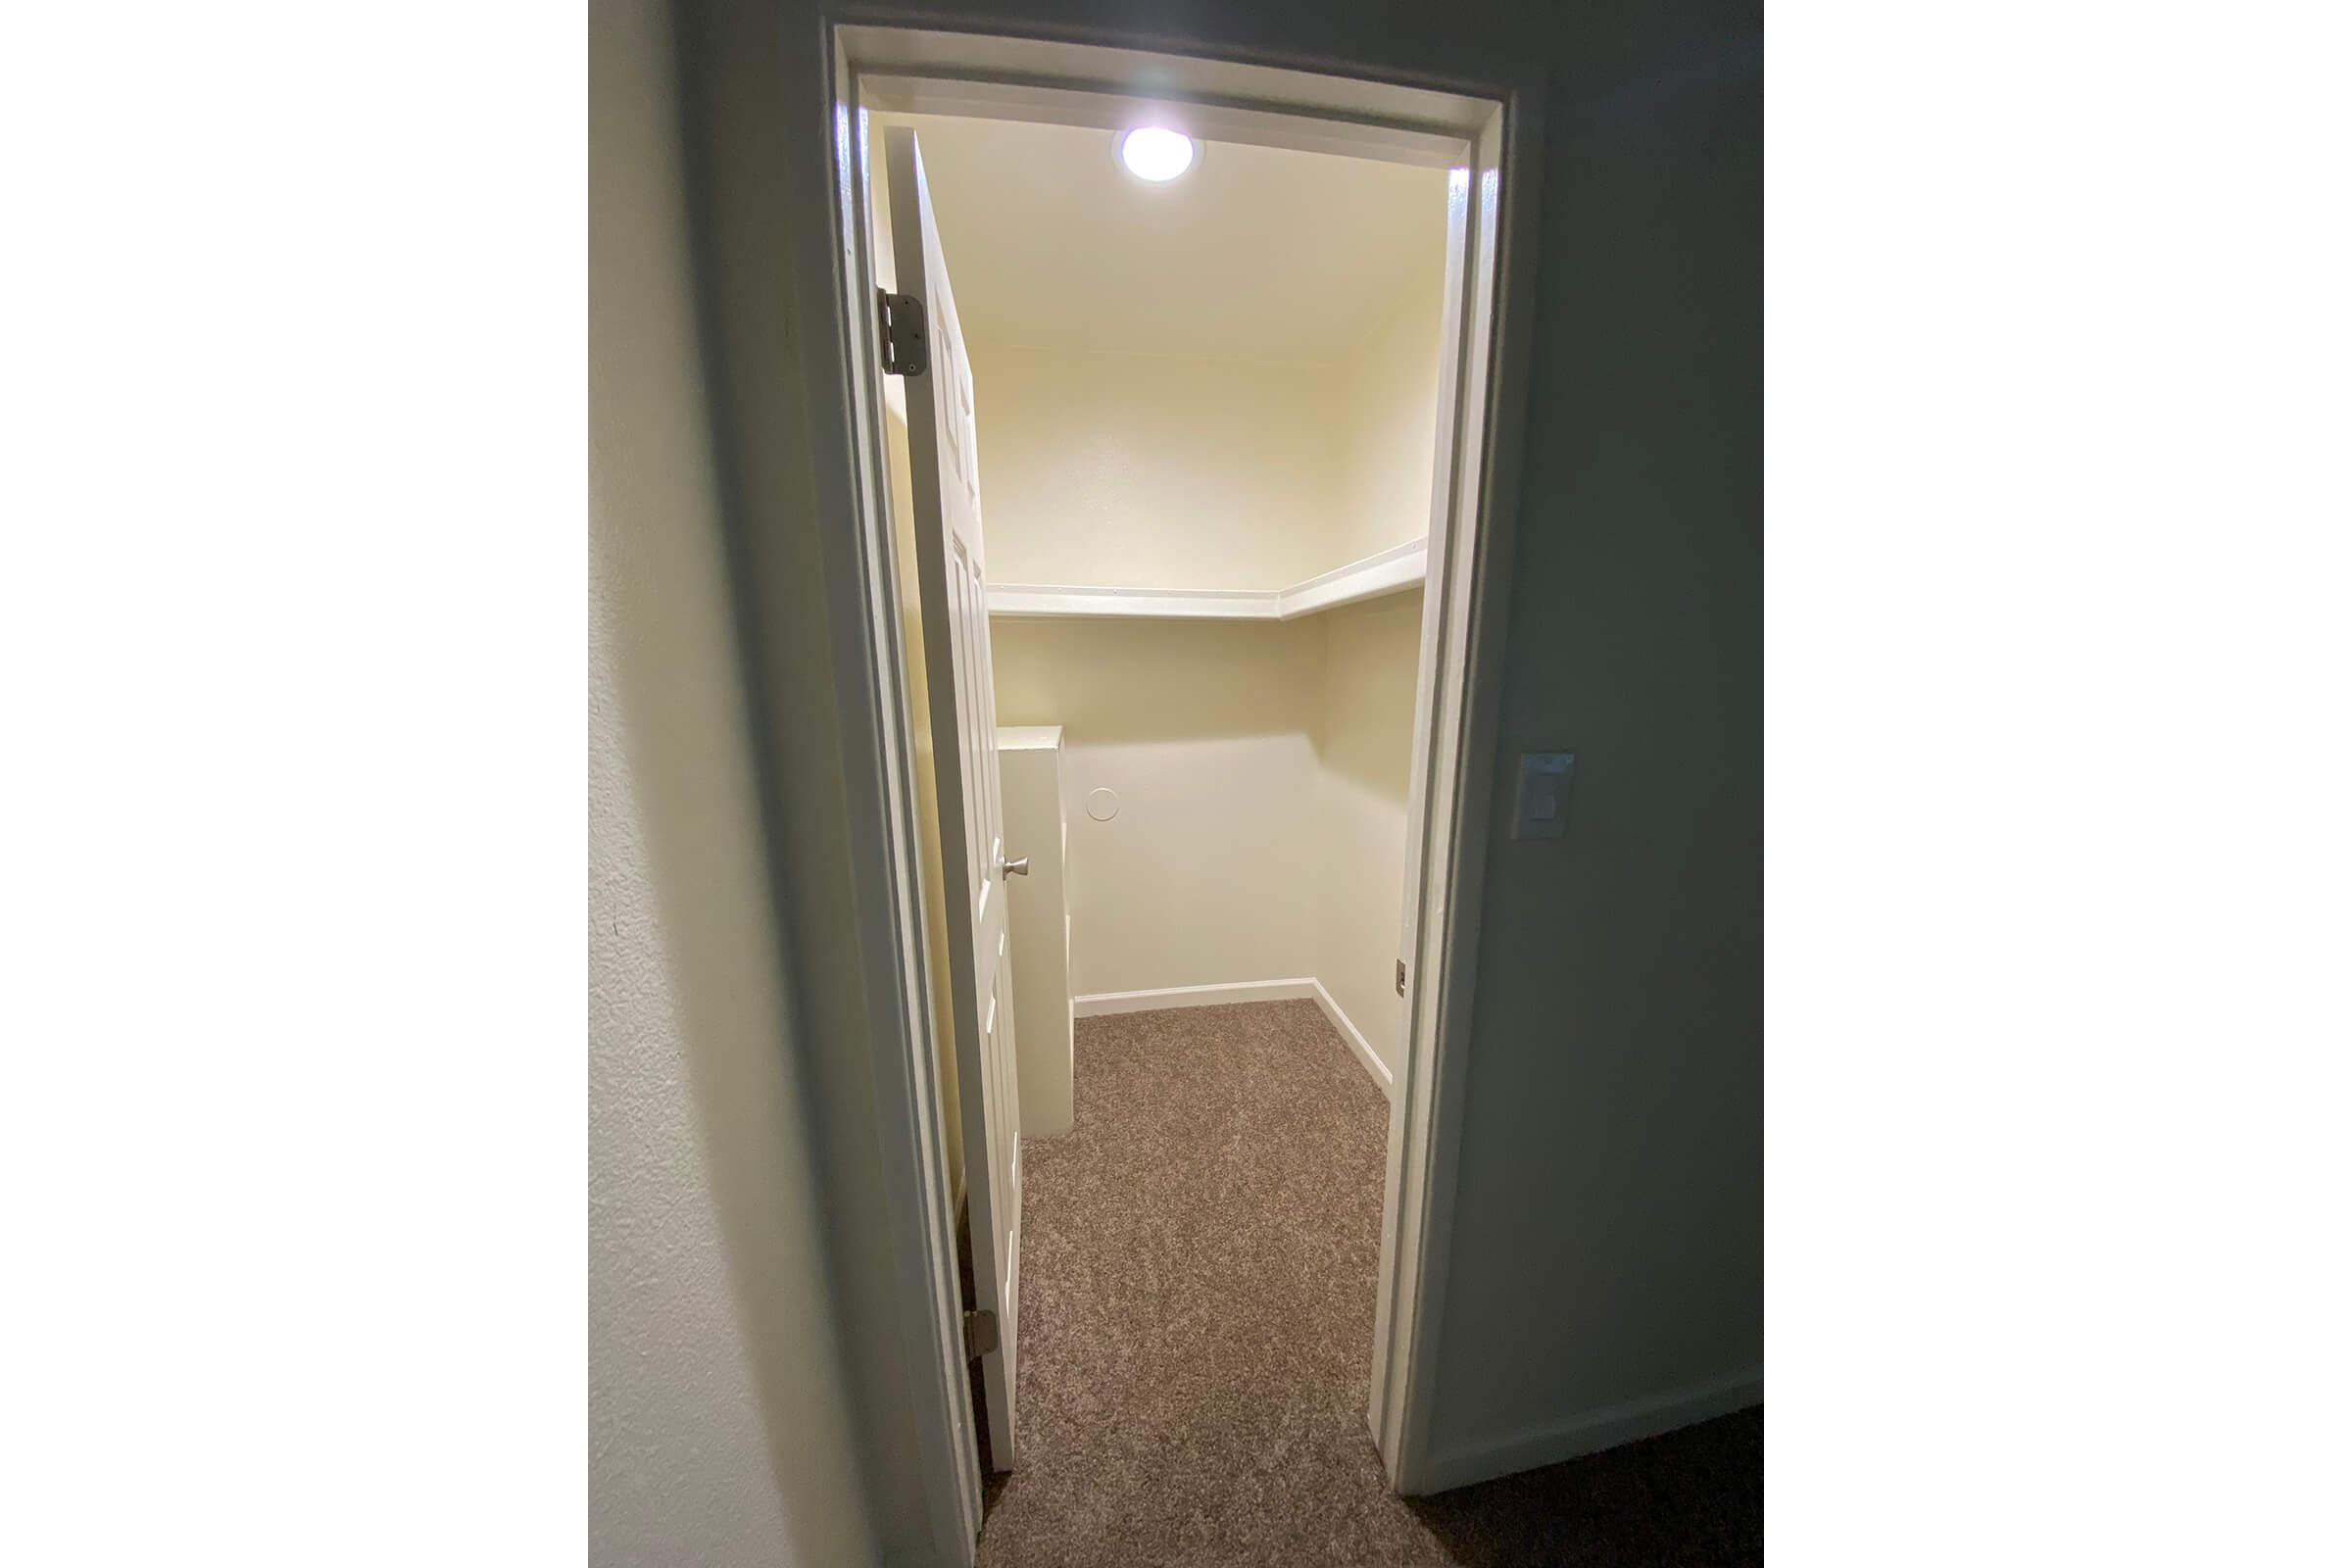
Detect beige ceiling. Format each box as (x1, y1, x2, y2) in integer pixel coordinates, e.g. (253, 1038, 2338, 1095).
(878, 114, 1449, 366)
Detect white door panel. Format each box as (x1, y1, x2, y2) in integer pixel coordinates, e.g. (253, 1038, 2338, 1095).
(883, 126, 1022, 1470)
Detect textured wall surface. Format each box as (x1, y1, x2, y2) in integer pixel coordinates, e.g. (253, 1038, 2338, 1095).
(590, 3, 878, 1562)
(591, 597, 824, 1567)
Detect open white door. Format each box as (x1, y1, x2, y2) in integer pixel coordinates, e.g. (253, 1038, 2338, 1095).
(882, 125, 1023, 1472)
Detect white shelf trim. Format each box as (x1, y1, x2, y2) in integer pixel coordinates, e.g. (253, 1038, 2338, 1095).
(988, 538, 1426, 622)
(1278, 539, 1428, 617)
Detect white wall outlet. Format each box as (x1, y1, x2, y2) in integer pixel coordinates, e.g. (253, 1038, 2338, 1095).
(1512, 751, 1575, 840)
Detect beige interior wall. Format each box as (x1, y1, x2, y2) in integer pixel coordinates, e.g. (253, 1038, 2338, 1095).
(1307, 267, 1444, 1079)
(970, 256, 1443, 1050)
(990, 615, 1326, 996)
(1312, 594, 1423, 1080)
(966, 340, 1348, 590)
(990, 590, 1425, 1074)
(590, 3, 879, 1561)
(1336, 271, 1447, 564)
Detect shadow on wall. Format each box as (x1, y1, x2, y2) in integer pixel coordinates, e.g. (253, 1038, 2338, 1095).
(991, 614, 1327, 743)
(1314, 593, 1421, 799)
(989, 591, 1427, 780)
(588, 0, 875, 1560)
(591, 556, 872, 1562)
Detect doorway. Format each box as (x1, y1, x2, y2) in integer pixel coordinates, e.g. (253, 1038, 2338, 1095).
(816, 23, 1537, 1554)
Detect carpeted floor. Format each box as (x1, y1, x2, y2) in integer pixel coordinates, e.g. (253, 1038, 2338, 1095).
(975, 999, 1761, 1567)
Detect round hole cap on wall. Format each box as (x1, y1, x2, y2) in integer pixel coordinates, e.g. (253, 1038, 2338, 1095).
(1085, 787, 1120, 822)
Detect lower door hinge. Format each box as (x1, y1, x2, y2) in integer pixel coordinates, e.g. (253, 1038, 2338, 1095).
(877, 288, 929, 376)
(961, 1308, 999, 1361)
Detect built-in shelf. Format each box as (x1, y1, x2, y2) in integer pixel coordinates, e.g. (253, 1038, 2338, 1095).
(987, 538, 1426, 622)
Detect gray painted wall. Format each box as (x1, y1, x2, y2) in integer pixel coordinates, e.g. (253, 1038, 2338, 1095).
(1419, 3, 1765, 1461)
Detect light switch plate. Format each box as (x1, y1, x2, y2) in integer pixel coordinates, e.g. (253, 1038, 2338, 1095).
(1512, 751, 1575, 840)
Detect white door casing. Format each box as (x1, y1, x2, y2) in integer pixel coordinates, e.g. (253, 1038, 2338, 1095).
(882, 125, 1024, 1471)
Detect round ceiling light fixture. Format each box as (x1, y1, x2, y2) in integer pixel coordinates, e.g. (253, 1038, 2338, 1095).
(1116, 125, 1196, 182)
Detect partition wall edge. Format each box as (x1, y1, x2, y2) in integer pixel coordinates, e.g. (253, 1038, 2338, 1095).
(795, 8, 1544, 1548)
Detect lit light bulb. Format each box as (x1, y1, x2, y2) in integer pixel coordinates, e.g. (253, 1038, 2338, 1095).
(1117, 126, 1196, 182)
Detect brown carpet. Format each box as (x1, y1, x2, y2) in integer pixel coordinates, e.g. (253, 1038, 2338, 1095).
(977, 999, 1761, 1567)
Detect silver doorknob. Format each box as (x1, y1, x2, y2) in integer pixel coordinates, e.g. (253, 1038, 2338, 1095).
(1001, 856, 1030, 878)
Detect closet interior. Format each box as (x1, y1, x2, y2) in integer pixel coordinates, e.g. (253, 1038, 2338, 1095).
(867, 105, 1452, 1477)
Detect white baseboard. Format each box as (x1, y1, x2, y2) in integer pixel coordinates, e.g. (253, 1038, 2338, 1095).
(1071, 978, 1317, 1017)
(1311, 980, 1395, 1101)
(1069, 977, 1395, 1101)
(1411, 1367, 1762, 1495)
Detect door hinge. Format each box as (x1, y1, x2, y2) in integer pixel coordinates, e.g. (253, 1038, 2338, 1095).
(876, 288, 929, 376)
(1396, 959, 1407, 996)
(961, 1308, 999, 1361)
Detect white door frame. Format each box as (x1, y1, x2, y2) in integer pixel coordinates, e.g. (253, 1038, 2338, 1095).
(807, 13, 1544, 1549)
